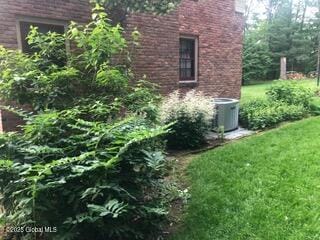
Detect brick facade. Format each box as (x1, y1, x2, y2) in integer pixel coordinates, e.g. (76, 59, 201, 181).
(126, 0, 244, 98)
(0, 0, 244, 131)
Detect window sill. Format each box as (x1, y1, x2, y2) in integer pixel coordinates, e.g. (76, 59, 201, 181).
(179, 81, 198, 88)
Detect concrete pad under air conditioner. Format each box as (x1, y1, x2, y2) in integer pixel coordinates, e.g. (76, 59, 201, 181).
(206, 128, 255, 141)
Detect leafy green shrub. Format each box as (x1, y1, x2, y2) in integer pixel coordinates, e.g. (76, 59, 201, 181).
(0, 7, 159, 118)
(310, 97, 320, 116)
(279, 104, 308, 121)
(0, 4, 179, 240)
(160, 90, 214, 149)
(0, 5, 141, 112)
(0, 105, 173, 240)
(125, 80, 162, 121)
(266, 81, 313, 108)
(98, 0, 180, 14)
(240, 99, 307, 130)
(240, 99, 278, 130)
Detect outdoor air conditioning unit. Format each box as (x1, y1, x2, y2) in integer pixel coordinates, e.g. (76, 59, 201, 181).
(213, 98, 240, 132)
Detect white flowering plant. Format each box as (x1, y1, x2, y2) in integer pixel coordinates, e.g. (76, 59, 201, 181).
(159, 90, 215, 149)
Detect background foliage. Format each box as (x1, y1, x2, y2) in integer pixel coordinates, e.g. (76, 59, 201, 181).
(96, 0, 180, 14)
(244, 0, 320, 83)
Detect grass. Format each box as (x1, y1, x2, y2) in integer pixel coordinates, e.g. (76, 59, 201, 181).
(241, 79, 320, 103)
(171, 117, 320, 240)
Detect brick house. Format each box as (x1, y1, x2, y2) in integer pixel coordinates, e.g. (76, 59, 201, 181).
(0, 0, 245, 131)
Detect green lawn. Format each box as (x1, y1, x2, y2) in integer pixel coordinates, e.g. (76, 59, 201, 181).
(172, 117, 320, 240)
(241, 79, 320, 103)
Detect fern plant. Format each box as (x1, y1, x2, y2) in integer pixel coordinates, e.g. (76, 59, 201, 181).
(0, 106, 171, 240)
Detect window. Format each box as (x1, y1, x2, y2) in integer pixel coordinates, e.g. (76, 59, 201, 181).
(17, 18, 66, 54)
(179, 37, 198, 82)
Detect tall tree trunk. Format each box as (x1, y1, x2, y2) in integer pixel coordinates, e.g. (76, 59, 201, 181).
(295, 0, 302, 22)
(300, 0, 308, 30)
(245, 0, 254, 31)
(267, 0, 273, 24)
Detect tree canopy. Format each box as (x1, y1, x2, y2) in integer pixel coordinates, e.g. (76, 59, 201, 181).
(244, 0, 320, 83)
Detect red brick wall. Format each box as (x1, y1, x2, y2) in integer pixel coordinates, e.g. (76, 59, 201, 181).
(126, 0, 244, 99)
(125, 11, 180, 94)
(0, 109, 25, 132)
(0, 0, 244, 132)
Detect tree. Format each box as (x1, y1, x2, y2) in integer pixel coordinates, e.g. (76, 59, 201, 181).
(244, 0, 319, 82)
(258, 0, 282, 23)
(243, 21, 272, 83)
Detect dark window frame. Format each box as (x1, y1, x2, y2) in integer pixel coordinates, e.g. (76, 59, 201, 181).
(16, 16, 68, 54)
(179, 36, 198, 82)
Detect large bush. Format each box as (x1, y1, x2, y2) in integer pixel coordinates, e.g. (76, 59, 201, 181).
(241, 81, 314, 130)
(0, 4, 180, 240)
(160, 90, 214, 149)
(0, 5, 149, 112)
(0, 105, 174, 240)
(240, 99, 307, 130)
(266, 81, 313, 108)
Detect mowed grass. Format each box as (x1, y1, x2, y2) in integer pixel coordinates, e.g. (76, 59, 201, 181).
(172, 117, 320, 240)
(241, 79, 320, 103)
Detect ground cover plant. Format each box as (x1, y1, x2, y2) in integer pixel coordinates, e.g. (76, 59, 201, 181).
(172, 117, 320, 240)
(0, 4, 182, 240)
